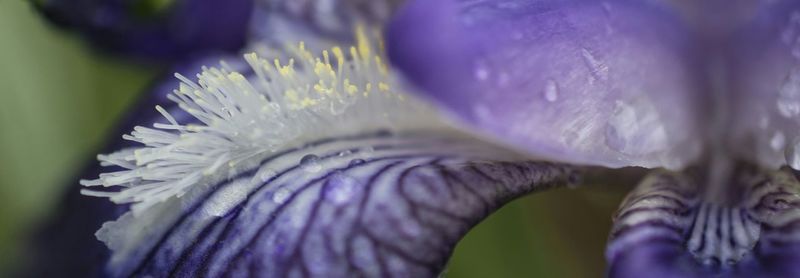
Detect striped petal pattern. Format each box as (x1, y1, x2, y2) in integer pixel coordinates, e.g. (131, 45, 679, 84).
(607, 167, 800, 277)
(116, 132, 579, 277)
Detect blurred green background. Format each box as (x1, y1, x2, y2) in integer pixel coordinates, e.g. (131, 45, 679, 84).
(0, 1, 625, 276)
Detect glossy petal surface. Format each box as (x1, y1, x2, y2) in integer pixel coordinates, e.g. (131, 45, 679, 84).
(387, 0, 703, 169)
(727, 1, 800, 170)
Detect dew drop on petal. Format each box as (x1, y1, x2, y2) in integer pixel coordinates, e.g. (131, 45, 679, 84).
(349, 158, 366, 166)
(300, 154, 322, 173)
(474, 60, 490, 81)
(325, 171, 359, 204)
(543, 79, 559, 102)
(272, 188, 291, 204)
(785, 137, 800, 170)
(777, 67, 800, 118)
(782, 12, 800, 58)
(770, 131, 786, 152)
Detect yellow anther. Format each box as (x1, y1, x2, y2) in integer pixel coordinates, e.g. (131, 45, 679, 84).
(355, 25, 371, 60)
(228, 72, 246, 82)
(285, 89, 299, 102)
(332, 47, 345, 70)
(350, 46, 359, 63)
(378, 82, 390, 91)
(374, 57, 389, 76)
(344, 79, 358, 95)
(323, 50, 331, 66)
(300, 97, 318, 107)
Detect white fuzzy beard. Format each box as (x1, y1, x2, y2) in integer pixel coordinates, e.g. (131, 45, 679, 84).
(80, 28, 444, 216)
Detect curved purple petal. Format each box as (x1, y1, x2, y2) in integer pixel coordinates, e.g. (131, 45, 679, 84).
(34, 0, 253, 62)
(727, 1, 800, 171)
(607, 167, 800, 278)
(386, 0, 704, 169)
(113, 133, 580, 277)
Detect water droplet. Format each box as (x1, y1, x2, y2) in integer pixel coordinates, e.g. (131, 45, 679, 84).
(474, 66, 489, 81)
(543, 79, 559, 102)
(605, 99, 668, 155)
(349, 159, 366, 166)
(770, 131, 786, 151)
(777, 68, 800, 118)
(782, 11, 800, 58)
(338, 150, 353, 157)
(785, 137, 800, 170)
(300, 154, 322, 173)
(580, 48, 609, 81)
(325, 172, 358, 204)
(778, 100, 800, 118)
(272, 188, 290, 203)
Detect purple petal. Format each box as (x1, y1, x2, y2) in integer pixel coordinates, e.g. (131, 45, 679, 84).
(36, 33, 588, 277)
(35, 0, 253, 62)
(727, 1, 800, 170)
(606, 167, 800, 278)
(386, 0, 704, 169)
(116, 133, 580, 277)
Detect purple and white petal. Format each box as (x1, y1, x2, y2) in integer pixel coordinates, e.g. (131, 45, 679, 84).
(74, 31, 585, 277)
(607, 167, 800, 278)
(386, 0, 704, 169)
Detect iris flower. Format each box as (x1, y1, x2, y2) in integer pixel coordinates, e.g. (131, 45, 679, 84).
(28, 0, 800, 277)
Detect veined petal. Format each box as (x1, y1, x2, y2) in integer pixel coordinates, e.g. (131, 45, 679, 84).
(77, 30, 584, 277)
(35, 0, 253, 62)
(386, 0, 703, 169)
(607, 167, 800, 277)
